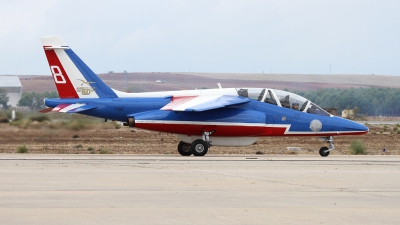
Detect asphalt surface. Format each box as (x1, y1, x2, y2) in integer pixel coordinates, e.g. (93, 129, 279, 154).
(0, 154, 399, 225)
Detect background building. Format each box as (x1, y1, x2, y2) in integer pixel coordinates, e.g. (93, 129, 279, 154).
(0, 76, 22, 107)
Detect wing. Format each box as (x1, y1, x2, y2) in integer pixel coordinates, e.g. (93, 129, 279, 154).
(39, 103, 97, 113)
(161, 95, 250, 112)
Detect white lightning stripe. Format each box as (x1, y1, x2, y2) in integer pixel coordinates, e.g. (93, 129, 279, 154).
(52, 105, 66, 112)
(285, 131, 363, 134)
(173, 95, 222, 111)
(136, 120, 267, 127)
(59, 103, 85, 113)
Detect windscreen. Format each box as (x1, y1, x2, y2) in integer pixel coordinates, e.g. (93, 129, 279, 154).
(274, 90, 308, 111)
(306, 102, 331, 116)
(236, 88, 265, 101)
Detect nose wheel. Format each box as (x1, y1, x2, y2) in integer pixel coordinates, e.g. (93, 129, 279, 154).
(318, 136, 335, 157)
(319, 147, 330, 157)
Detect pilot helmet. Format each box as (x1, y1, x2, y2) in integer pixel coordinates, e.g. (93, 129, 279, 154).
(292, 101, 299, 107)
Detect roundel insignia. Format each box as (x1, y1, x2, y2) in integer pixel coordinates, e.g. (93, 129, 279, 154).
(310, 119, 322, 132)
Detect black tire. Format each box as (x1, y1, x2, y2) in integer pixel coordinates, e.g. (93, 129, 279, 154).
(177, 141, 192, 156)
(319, 147, 330, 157)
(191, 139, 208, 156)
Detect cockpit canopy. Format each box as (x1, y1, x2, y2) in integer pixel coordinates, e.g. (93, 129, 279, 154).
(236, 88, 331, 117)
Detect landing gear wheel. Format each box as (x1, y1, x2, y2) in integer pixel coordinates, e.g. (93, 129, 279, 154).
(319, 147, 330, 157)
(191, 139, 208, 156)
(177, 141, 192, 156)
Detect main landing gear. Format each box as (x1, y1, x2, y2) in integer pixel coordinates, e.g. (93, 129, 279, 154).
(177, 130, 215, 156)
(318, 136, 335, 157)
(177, 141, 192, 156)
(191, 139, 209, 156)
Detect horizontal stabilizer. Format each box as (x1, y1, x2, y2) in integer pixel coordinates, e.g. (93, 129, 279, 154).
(161, 95, 250, 112)
(66, 105, 97, 113)
(51, 103, 97, 113)
(38, 107, 54, 113)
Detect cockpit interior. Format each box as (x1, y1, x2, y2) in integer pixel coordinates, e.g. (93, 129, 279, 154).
(236, 88, 331, 117)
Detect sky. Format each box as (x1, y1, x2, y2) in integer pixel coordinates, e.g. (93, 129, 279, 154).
(0, 0, 399, 76)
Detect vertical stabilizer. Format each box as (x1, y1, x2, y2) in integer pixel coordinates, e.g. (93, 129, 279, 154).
(41, 35, 117, 99)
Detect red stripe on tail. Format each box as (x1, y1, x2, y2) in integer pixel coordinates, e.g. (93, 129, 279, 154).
(44, 49, 79, 98)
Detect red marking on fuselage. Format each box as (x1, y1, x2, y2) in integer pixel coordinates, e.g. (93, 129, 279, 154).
(135, 123, 264, 136)
(135, 122, 367, 137)
(44, 49, 79, 99)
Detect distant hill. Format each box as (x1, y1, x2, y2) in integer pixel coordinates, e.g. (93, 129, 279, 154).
(18, 72, 400, 93)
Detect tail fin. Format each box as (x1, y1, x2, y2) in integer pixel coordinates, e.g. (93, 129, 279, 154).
(41, 35, 117, 99)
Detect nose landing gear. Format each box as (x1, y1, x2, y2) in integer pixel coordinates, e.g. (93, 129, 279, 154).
(319, 136, 335, 157)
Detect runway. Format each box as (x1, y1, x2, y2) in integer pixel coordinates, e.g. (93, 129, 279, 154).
(358, 120, 400, 125)
(1, 154, 399, 225)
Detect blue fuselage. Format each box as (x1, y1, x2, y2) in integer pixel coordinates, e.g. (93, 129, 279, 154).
(45, 97, 368, 137)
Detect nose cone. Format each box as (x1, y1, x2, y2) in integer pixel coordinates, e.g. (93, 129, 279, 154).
(333, 117, 369, 134)
(352, 121, 369, 134)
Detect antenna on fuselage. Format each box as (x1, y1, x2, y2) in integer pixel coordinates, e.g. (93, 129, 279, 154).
(124, 70, 128, 89)
(217, 83, 222, 89)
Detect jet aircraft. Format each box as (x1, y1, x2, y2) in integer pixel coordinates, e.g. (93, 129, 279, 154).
(40, 35, 369, 157)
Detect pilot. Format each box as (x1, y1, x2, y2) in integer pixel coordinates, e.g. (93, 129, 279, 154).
(291, 101, 299, 110)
